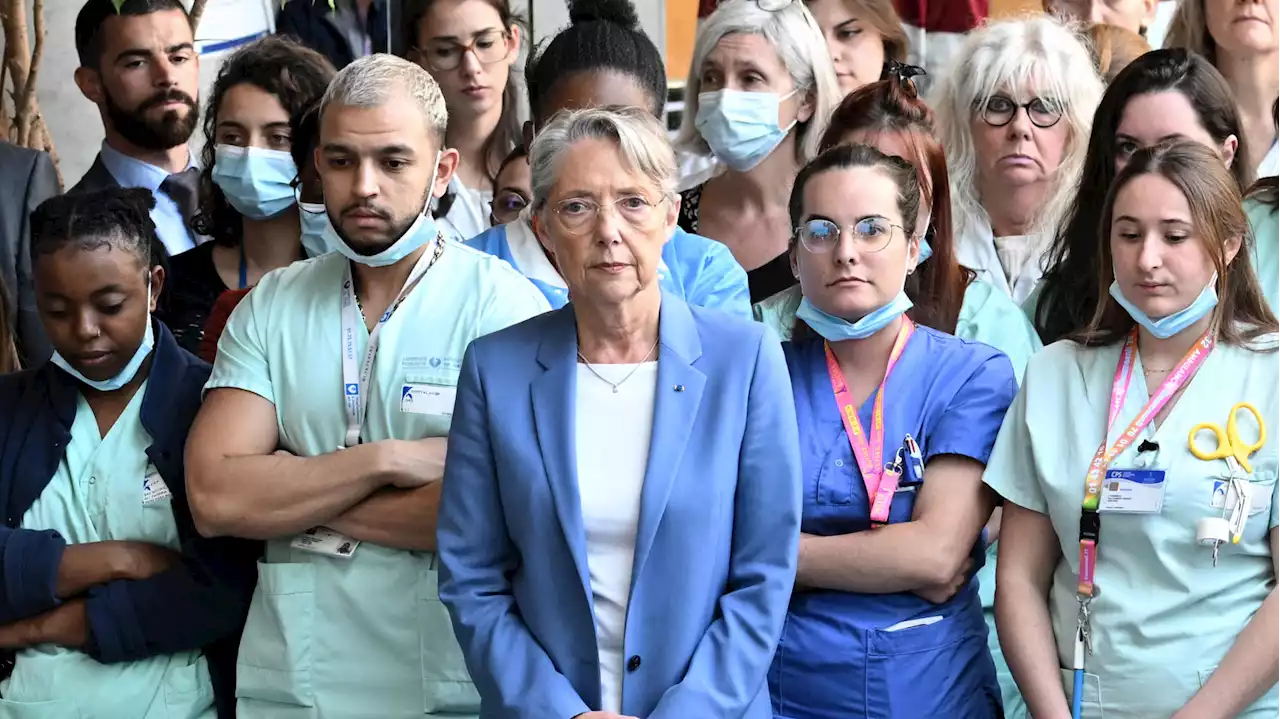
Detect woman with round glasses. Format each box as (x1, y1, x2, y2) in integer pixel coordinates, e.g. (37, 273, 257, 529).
(407, 0, 524, 239)
(931, 15, 1102, 305)
(438, 106, 801, 719)
(768, 142, 1016, 718)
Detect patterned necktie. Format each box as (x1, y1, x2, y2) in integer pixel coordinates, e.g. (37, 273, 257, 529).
(159, 167, 201, 228)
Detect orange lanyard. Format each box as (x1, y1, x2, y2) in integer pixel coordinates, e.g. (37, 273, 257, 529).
(824, 319, 915, 524)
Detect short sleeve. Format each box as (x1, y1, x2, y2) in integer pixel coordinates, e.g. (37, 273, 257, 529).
(982, 385, 1050, 514)
(477, 267, 551, 337)
(926, 352, 1017, 465)
(204, 277, 276, 404)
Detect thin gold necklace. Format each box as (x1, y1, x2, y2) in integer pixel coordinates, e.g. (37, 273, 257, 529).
(577, 341, 659, 393)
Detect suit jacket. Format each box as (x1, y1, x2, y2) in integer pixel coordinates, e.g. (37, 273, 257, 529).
(67, 154, 119, 195)
(0, 142, 60, 366)
(437, 293, 803, 719)
(275, 0, 388, 70)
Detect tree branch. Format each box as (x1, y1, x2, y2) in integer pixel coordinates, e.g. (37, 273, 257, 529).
(19, 0, 45, 148)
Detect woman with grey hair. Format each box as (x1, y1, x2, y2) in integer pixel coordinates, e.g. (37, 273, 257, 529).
(676, 0, 841, 302)
(931, 15, 1103, 306)
(437, 106, 803, 719)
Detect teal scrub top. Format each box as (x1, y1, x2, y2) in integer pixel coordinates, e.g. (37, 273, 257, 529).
(0, 384, 214, 719)
(753, 280, 1043, 382)
(1247, 197, 1278, 315)
(206, 242, 550, 718)
(983, 335, 1280, 719)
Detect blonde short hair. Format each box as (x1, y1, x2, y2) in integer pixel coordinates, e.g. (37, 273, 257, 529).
(320, 54, 448, 139)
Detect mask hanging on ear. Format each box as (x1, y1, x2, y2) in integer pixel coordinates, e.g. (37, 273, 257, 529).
(1108, 274, 1219, 339)
(51, 283, 156, 391)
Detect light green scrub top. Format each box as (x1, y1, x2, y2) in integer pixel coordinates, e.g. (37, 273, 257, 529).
(0, 384, 214, 719)
(206, 242, 549, 719)
(1247, 197, 1278, 315)
(983, 336, 1280, 719)
(753, 279, 1043, 381)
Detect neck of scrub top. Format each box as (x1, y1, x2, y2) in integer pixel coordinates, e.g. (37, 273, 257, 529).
(826, 314, 908, 380)
(574, 284, 662, 364)
(979, 181, 1044, 238)
(241, 206, 303, 274)
(351, 239, 434, 313)
(1135, 312, 1217, 373)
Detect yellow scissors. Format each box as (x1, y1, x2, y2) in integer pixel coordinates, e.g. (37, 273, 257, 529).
(1189, 402, 1267, 476)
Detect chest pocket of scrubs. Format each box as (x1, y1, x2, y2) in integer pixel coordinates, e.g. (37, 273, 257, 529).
(418, 556, 479, 713)
(1058, 668, 1103, 719)
(153, 656, 214, 719)
(0, 699, 82, 718)
(815, 432, 858, 506)
(236, 562, 317, 711)
(136, 465, 181, 549)
(400, 371, 459, 422)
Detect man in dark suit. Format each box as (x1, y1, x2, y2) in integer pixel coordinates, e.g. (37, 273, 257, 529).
(275, 0, 388, 70)
(70, 0, 202, 257)
(0, 142, 60, 366)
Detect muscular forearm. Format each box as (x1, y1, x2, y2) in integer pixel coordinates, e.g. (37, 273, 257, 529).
(328, 482, 443, 552)
(56, 544, 132, 599)
(995, 576, 1071, 719)
(189, 443, 389, 540)
(797, 522, 964, 593)
(1175, 587, 1279, 719)
(0, 600, 87, 650)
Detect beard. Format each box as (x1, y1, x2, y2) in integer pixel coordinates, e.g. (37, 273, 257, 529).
(328, 188, 434, 256)
(104, 85, 199, 151)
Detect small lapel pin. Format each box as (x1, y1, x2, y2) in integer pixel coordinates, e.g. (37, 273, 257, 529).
(674, 384, 685, 392)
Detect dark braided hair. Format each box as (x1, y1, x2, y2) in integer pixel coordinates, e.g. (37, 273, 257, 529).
(30, 188, 167, 274)
(194, 36, 336, 247)
(525, 0, 667, 122)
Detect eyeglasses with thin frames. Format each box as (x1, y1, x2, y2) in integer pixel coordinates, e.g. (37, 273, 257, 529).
(795, 217, 904, 254)
(976, 94, 1064, 129)
(547, 195, 669, 235)
(420, 29, 512, 72)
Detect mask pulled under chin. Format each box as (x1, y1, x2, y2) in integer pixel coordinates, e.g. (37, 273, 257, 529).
(1108, 275, 1219, 339)
(51, 304, 156, 392)
(326, 154, 444, 267)
(796, 291, 914, 342)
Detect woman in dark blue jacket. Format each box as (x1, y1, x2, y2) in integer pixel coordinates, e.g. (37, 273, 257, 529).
(0, 188, 257, 718)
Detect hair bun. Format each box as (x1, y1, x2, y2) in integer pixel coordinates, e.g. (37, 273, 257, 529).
(567, 0, 641, 30)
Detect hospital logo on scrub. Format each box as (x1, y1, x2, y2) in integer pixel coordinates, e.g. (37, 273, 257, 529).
(345, 383, 359, 396)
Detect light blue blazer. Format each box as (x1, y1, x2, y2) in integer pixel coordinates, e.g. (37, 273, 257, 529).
(437, 293, 803, 719)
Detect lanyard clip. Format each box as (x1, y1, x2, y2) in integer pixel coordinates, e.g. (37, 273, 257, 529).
(1076, 595, 1093, 655)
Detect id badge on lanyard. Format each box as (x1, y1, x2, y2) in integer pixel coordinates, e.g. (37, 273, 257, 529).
(824, 319, 915, 525)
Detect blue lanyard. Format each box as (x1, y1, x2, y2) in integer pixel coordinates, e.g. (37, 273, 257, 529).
(238, 242, 248, 290)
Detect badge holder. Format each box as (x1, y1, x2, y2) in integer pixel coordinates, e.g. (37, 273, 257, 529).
(1197, 470, 1250, 566)
(291, 526, 360, 559)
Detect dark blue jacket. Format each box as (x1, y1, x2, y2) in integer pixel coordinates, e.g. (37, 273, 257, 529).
(0, 320, 259, 718)
(274, 0, 388, 70)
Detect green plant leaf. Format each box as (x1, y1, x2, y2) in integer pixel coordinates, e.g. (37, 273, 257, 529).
(112, 0, 127, 12)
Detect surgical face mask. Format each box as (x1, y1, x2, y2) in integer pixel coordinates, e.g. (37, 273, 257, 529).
(1108, 275, 1219, 339)
(51, 284, 155, 391)
(298, 201, 331, 258)
(796, 290, 914, 342)
(326, 152, 443, 267)
(695, 89, 797, 172)
(212, 145, 299, 220)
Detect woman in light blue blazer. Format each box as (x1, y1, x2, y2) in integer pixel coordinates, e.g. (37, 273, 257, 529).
(437, 106, 804, 719)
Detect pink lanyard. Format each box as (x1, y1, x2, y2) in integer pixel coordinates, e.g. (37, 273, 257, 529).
(824, 319, 915, 525)
(1076, 328, 1215, 597)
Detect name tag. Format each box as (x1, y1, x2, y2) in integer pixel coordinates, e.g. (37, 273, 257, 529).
(1099, 469, 1166, 513)
(400, 383, 456, 416)
(1212, 479, 1269, 516)
(142, 466, 172, 504)
(290, 527, 359, 559)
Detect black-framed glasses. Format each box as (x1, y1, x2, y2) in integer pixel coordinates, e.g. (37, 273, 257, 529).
(977, 94, 1064, 129)
(420, 29, 512, 71)
(548, 195, 668, 235)
(795, 217, 902, 254)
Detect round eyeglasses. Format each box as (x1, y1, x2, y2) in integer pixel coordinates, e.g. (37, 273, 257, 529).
(795, 217, 902, 254)
(977, 94, 1064, 129)
(549, 195, 668, 235)
(420, 30, 511, 72)
(491, 190, 529, 226)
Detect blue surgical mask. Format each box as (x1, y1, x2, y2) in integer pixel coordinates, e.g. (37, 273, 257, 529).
(326, 153, 443, 267)
(1108, 275, 1219, 339)
(695, 89, 797, 172)
(299, 201, 331, 258)
(796, 291, 914, 341)
(917, 236, 933, 264)
(212, 145, 298, 220)
(51, 286, 155, 392)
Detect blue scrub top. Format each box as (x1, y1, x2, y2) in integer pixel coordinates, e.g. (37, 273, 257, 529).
(465, 221, 752, 319)
(770, 328, 1016, 719)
